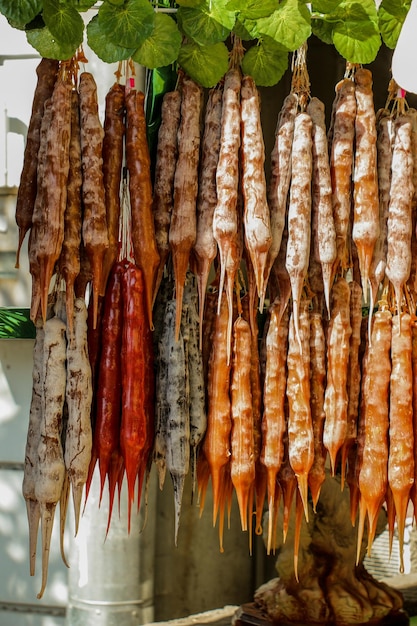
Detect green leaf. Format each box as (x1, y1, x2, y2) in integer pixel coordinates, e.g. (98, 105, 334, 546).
(86, 14, 135, 63)
(311, 16, 334, 44)
(233, 17, 258, 40)
(26, 24, 78, 59)
(332, 21, 381, 63)
(6, 18, 26, 31)
(178, 40, 229, 87)
(225, 0, 278, 19)
(256, 0, 311, 52)
(333, 0, 379, 21)
(0, 0, 42, 26)
(132, 12, 181, 68)
(332, 0, 381, 63)
(71, 0, 97, 11)
(98, 0, 155, 49)
(311, 0, 342, 12)
(178, 0, 236, 46)
(175, 0, 204, 6)
(43, 0, 84, 48)
(378, 0, 411, 49)
(0, 309, 35, 339)
(242, 38, 288, 86)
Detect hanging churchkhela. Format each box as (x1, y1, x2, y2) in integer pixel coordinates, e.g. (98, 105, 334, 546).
(18, 39, 417, 602)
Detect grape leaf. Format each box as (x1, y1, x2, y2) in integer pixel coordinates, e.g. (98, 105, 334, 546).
(256, 0, 311, 52)
(311, 0, 343, 12)
(97, 0, 155, 49)
(225, 0, 278, 20)
(233, 18, 257, 40)
(333, 0, 379, 21)
(332, 0, 381, 63)
(242, 38, 288, 86)
(0, 0, 42, 27)
(71, 0, 97, 11)
(7, 17, 26, 31)
(311, 16, 334, 44)
(86, 14, 135, 63)
(178, 41, 229, 87)
(178, 0, 236, 46)
(132, 12, 181, 68)
(26, 25, 78, 59)
(378, 0, 411, 49)
(43, 0, 84, 48)
(175, 0, 204, 7)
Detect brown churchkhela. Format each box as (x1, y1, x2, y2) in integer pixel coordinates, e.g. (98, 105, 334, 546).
(357, 308, 391, 563)
(260, 298, 289, 553)
(31, 79, 72, 323)
(15, 58, 59, 268)
(329, 75, 356, 273)
(126, 88, 160, 329)
(28, 97, 52, 322)
(285, 111, 313, 345)
(286, 299, 314, 522)
(323, 277, 352, 475)
(102, 83, 126, 294)
(352, 68, 379, 302)
(59, 89, 82, 333)
(153, 89, 182, 301)
(385, 114, 414, 323)
(265, 93, 298, 291)
(341, 280, 363, 486)
(230, 316, 255, 533)
(79, 71, 109, 329)
(244, 290, 264, 536)
(212, 67, 242, 363)
(307, 96, 336, 316)
(241, 74, 272, 311)
(169, 75, 203, 339)
(201, 293, 232, 548)
(307, 310, 327, 510)
(370, 110, 392, 304)
(152, 89, 181, 299)
(388, 313, 414, 573)
(194, 85, 223, 345)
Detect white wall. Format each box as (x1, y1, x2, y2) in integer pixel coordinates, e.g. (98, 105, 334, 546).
(0, 14, 39, 188)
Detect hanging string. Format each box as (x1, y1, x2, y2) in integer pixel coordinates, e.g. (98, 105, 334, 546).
(386, 77, 408, 117)
(119, 172, 135, 264)
(291, 41, 310, 110)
